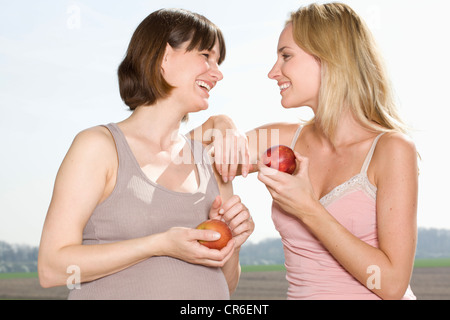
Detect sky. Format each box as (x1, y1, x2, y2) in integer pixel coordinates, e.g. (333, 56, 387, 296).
(1, 0, 449, 246)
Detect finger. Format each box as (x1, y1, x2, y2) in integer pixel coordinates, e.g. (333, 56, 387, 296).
(294, 152, 309, 176)
(257, 168, 272, 186)
(231, 218, 253, 238)
(228, 136, 239, 180)
(230, 135, 248, 179)
(208, 195, 223, 220)
(257, 163, 280, 187)
(226, 206, 250, 231)
(210, 239, 235, 260)
(191, 228, 222, 243)
(221, 201, 247, 226)
(257, 160, 280, 178)
(224, 133, 236, 182)
(221, 141, 230, 183)
(242, 139, 251, 178)
(220, 195, 241, 213)
(257, 171, 280, 199)
(231, 134, 246, 180)
(214, 138, 223, 176)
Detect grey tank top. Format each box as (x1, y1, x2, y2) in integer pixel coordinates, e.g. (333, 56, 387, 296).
(68, 123, 229, 300)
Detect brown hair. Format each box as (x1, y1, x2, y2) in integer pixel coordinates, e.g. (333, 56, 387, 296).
(118, 8, 226, 110)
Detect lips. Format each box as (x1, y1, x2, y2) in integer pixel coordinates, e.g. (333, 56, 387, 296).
(278, 82, 291, 92)
(196, 80, 214, 92)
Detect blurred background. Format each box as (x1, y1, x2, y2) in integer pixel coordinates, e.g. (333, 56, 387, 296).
(1, 0, 450, 300)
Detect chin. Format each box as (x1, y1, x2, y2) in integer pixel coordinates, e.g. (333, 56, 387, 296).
(280, 100, 297, 109)
(281, 97, 310, 109)
(198, 100, 210, 111)
(189, 101, 209, 114)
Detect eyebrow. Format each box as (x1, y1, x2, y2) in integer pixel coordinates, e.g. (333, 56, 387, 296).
(278, 46, 292, 53)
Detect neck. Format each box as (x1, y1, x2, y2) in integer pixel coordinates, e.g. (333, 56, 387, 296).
(120, 100, 187, 150)
(313, 110, 375, 150)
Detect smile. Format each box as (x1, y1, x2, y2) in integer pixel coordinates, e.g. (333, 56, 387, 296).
(196, 80, 212, 92)
(279, 82, 291, 91)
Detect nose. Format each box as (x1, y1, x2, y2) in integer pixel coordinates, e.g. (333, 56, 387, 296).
(268, 60, 280, 80)
(210, 63, 224, 82)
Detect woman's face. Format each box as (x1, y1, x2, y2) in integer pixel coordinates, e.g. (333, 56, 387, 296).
(268, 23, 321, 110)
(162, 41, 223, 113)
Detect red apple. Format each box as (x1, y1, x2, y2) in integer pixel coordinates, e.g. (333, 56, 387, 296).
(196, 219, 232, 250)
(262, 145, 297, 174)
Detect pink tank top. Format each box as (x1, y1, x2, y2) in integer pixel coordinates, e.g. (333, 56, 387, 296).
(271, 126, 416, 300)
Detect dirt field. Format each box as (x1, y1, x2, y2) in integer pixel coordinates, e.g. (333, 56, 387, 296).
(1, 267, 449, 300)
(232, 267, 450, 300)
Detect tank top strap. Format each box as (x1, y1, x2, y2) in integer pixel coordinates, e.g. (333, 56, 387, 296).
(185, 136, 220, 194)
(103, 123, 131, 156)
(360, 132, 386, 174)
(290, 124, 303, 149)
(183, 135, 207, 165)
(102, 123, 138, 176)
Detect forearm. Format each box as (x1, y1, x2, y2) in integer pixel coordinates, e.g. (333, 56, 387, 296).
(38, 233, 164, 288)
(221, 248, 241, 295)
(302, 204, 413, 300)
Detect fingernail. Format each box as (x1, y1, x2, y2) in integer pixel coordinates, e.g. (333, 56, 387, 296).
(212, 232, 221, 240)
(219, 208, 225, 214)
(223, 177, 228, 183)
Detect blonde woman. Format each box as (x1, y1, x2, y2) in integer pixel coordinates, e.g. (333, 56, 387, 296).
(213, 3, 418, 300)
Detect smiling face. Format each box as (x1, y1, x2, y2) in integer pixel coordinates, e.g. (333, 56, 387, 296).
(268, 23, 321, 110)
(162, 41, 223, 114)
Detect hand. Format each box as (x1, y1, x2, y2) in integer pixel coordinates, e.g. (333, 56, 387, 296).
(208, 116, 251, 182)
(209, 195, 254, 249)
(257, 152, 319, 220)
(162, 226, 235, 267)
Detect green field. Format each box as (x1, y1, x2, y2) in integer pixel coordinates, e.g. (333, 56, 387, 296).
(1, 258, 449, 279)
(241, 258, 450, 273)
(241, 264, 286, 272)
(413, 258, 450, 268)
(0, 272, 39, 279)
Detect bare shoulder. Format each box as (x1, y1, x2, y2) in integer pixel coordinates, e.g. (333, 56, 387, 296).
(371, 131, 418, 183)
(73, 125, 114, 147)
(257, 122, 301, 134)
(376, 131, 417, 159)
(69, 125, 116, 159)
(251, 122, 302, 146)
(59, 125, 118, 179)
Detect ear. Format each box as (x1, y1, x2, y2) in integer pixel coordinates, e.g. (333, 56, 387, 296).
(161, 43, 174, 73)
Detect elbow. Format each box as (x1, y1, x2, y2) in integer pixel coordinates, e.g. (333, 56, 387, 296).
(38, 262, 59, 288)
(38, 258, 65, 288)
(38, 268, 56, 289)
(378, 282, 410, 300)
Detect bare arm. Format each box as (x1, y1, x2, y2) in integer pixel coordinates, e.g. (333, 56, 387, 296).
(188, 114, 300, 181)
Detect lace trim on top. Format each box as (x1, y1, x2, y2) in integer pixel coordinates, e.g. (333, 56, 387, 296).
(319, 173, 377, 208)
(289, 125, 383, 208)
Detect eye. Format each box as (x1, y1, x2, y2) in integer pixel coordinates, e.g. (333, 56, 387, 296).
(282, 54, 291, 61)
(202, 53, 210, 59)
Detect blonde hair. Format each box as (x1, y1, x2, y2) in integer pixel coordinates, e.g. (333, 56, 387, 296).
(288, 3, 408, 144)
